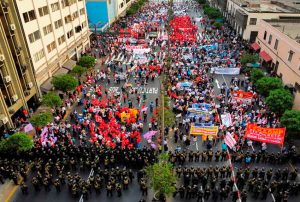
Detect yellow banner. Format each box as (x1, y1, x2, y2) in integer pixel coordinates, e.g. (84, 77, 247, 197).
(190, 124, 218, 136)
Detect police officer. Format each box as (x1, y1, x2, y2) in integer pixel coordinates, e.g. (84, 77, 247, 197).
(54, 179, 61, 192)
(106, 181, 113, 197)
(21, 182, 28, 195)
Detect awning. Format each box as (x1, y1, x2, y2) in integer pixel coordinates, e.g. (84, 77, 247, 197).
(260, 51, 272, 62)
(251, 42, 260, 51)
(62, 59, 77, 71)
(40, 78, 53, 93)
(40, 68, 69, 92)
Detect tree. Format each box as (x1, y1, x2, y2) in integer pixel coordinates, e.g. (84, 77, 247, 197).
(77, 56, 96, 68)
(146, 153, 177, 200)
(256, 77, 282, 97)
(52, 74, 78, 92)
(42, 92, 62, 108)
(204, 7, 222, 19)
(266, 89, 293, 116)
(240, 52, 259, 65)
(71, 65, 87, 79)
(0, 132, 33, 155)
(213, 22, 222, 29)
(157, 95, 176, 128)
(195, 0, 206, 4)
(280, 110, 300, 135)
(30, 112, 53, 127)
(250, 69, 264, 85)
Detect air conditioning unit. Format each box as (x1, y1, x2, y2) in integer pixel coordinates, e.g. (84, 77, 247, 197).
(12, 94, 18, 102)
(0, 54, 4, 62)
(24, 90, 30, 96)
(4, 75, 11, 83)
(27, 82, 33, 89)
(0, 116, 9, 124)
(10, 24, 16, 31)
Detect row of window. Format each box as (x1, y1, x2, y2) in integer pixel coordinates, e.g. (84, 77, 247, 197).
(23, 1, 85, 23)
(263, 31, 294, 62)
(32, 21, 87, 60)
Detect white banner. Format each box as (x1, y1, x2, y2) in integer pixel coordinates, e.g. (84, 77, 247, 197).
(133, 48, 151, 55)
(221, 113, 232, 127)
(214, 68, 240, 75)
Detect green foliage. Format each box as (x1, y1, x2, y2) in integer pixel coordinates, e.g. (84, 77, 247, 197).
(77, 56, 96, 68)
(157, 95, 176, 128)
(213, 22, 222, 29)
(204, 6, 222, 19)
(71, 65, 87, 77)
(52, 74, 78, 92)
(30, 112, 53, 127)
(42, 92, 62, 108)
(266, 89, 293, 116)
(146, 153, 177, 197)
(240, 52, 259, 65)
(250, 69, 265, 85)
(256, 77, 282, 97)
(0, 132, 33, 155)
(280, 110, 300, 134)
(126, 0, 147, 15)
(195, 0, 206, 4)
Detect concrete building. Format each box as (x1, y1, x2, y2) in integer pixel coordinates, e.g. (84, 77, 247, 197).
(0, 1, 39, 129)
(13, 0, 90, 93)
(224, 0, 300, 42)
(208, 0, 228, 14)
(86, 0, 134, 32)
(255, 19, 300, 109)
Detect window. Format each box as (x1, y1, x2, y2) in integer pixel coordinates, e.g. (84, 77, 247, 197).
(274, 39, 279, 50)
(67, 29, 74, 39)
(58, 35, 66, 45)
(75, 25, 82, 33)
(51, 2, 60, 12)
(80, 8, 85, 15)
(263, 31, 267, 40)
(38, 6, 49, 17)
(43, 24, 53, 35)
(72, 11, 79, 20)
(126, 0, 130, 3)
(28, 30, 40, 43)
(82, 21, 87, 28)
(61, 0, 76, 8)
(249, 18, 257, 25)
(33, 49, 45, 62)
(65, 15, 72, 24)
(288, 50, 294, 62)
(54, 19, 63, 29)
(47, 41, 56, 53)
(120, 2, 124, 8)
(268, 34, 272, 44)
(23, 10, 36, 23)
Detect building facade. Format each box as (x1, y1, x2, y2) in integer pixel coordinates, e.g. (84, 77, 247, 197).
(224, 0, 300, 42)
(0, 1, 39, 129)
(14, 0, 90, 92)
(256, 19, 300, 109)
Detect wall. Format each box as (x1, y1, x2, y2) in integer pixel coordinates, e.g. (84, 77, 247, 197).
(256, 20, 300, 109)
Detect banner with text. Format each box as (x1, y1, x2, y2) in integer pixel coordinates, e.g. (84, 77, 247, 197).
(245, 124, 286, 145)
(221, 113, 232, 127)
(190, 124, 218, 136)
(214, 68, 240, 75)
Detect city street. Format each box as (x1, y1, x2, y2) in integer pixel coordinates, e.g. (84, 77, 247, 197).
(8, 1, 300, 202)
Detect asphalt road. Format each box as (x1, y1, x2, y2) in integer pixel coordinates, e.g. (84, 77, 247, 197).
(10, 2, 300, 202)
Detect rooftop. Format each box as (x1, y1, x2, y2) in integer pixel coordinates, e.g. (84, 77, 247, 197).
(265, 19, 300, 43)
(231, 0, 300, 13)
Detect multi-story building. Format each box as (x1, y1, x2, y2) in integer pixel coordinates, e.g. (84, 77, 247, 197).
(255, 19, 300, 109)
(0, 1, 39, 129)
(224, 0, 300, 42)
(208, 0, 228, 14)
(86, 0, 134, 32)
(13, 0, 90, 92)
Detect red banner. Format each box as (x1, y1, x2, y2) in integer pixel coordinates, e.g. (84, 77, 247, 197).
(232, 90, 254, 103)
(245, 124, 286, 145)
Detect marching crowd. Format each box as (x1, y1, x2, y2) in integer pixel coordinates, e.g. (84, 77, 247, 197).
(0, 1, 299, 202)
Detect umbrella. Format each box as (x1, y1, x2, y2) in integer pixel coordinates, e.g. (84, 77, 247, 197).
(143, 131, 158, 139)
(141, 106, 148, 112)
(181, 82, 192, 88)
(150, 143, 157, 149)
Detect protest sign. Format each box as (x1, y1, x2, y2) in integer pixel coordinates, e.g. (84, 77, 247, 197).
(245, 123, 286, 145)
